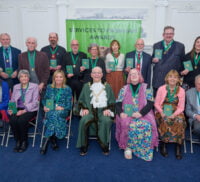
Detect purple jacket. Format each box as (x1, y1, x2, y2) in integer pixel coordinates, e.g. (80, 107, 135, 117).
(11, 82, 39, 112)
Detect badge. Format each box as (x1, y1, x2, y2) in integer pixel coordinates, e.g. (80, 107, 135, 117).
(73, 65, 76, 68)
(32, 68, 34, 71)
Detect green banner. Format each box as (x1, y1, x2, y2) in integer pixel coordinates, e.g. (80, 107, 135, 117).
(66, 20, 141, 56)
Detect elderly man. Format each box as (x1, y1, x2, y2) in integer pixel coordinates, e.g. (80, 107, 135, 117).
(18, 37, 49, 93)
(77, 66, 115, 156)
(152, 26, 185, 95)
(41, 32, 67, 83)
(63, 40, 87, 99)
(186, 75, 200, 137)
(124, 38, 151, 87)
(0, 33, 21, 89)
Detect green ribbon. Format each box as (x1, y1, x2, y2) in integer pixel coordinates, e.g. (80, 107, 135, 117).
(90, 58, 98, 69)
(167, 85, 177, 103)
(130, 84, 140, 98)
(3, 47, 10, 60)
(55, 88, 63, 105)
(112, 53, 118, 66)
(194, 53, 200, 67)
(70, 52, 79, 65)
(49, 46, 58, 55)
(28, 51, 36, 69)
(20, 83, 29, 103)
(136, 52, 142, 65)
(162, 40, 174, 53)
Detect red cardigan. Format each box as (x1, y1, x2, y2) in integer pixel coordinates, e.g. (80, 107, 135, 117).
(154, 84, 185, 116)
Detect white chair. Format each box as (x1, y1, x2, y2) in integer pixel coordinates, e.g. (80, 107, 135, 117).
(0, 110, 9, 146)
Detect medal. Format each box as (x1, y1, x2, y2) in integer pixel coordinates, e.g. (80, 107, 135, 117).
(195, 66, 197, 69)
(95, 98, 99, 102)
(73, 65, 76, 68)
(32, 68, 34, 71)
(132, 98, 136, 103)
(52, 54, 56, 59)
(6, 60, 9, 63)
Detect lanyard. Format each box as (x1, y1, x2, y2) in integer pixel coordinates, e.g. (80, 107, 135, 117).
(112, 53, 118, 66)
(136, 52, 142, 64)
(90, 58, 98, 69)
(20, 83, 29, 103)
(70, 52, 79, 65)
(167, 85, 177, 103)
(194, 53, 200, 67)
(130, 84, 140, 98)
(28, 51, 36, 68)
(55, 88, 63, 105)
(49, 46, 58, 55)
(163, 40, 174, 53)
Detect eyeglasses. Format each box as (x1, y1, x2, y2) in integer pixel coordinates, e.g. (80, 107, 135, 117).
(71, 44, 79, 46)
(92, 72, 102, 74)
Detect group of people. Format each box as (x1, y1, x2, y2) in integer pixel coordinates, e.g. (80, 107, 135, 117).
(0, 25, 200, 161)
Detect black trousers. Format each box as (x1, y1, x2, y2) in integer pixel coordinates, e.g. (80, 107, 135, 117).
(9, 111, 37, 142)
(67, 78, 83, 100)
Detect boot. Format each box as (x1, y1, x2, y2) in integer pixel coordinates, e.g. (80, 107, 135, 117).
(40, 138, 49, 155)
(13, 140, 21, 152)
(160, 142, 168, 157)
(50, 135, 59, 150)
(175, 144, 182, 160)
(18, 141, 28, 153)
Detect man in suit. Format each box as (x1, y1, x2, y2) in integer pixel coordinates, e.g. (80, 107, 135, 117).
(152, 26, 185, 95)
(186, 75, 200, 136)
(0, 33, 21, 90)
(124, 39, 151, 87)
(18, 37, 49, 93)
(41, 32, 67, 83)
(63, 40, 87, 99)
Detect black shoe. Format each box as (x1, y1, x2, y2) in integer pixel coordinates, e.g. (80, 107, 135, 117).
(175, 144, 182, 160)
(18, 141, 28, 153)
(160, 142, 168, 157)
(50, 136, 59, 151)
(80, 146, 87, 156)
(40, 138, 49, 155)
(13, 141, 21, 152)
(102, 146, 109, 155)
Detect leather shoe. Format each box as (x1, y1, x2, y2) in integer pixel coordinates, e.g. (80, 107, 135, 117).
(175, 144, 182, 160)
(50, 136, 59, 151)
(18, 141, 28, 153)
(13, 141, 21, 152)
(80, 146, 87, 156)
(160, 142, 168, 157)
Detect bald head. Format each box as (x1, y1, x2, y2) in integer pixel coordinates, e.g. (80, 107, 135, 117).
(26, 37, 37, 51)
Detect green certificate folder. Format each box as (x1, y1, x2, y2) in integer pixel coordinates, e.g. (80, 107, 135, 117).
(8, 102, 17, 114)
(155, 49, 163, 59)
(126, 58, 133, 68)
(66, 65, 73, 74)
(5, 67, 13, 77)
(108, 62, 115, 71)
(82, 59, 89, 69)
(50, 59, 57, 68)
(124, 104, 133, 117)
(163, 104, 173, 117)
(46, 99, 54, 110)
(183, 60, 193, 71)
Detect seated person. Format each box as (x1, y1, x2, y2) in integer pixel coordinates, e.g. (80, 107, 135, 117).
(8, 70, 39, 152)
(40, 70, 72, 155)
(115, 68, 158, 161)
(155, 70, 186, 160)
(77, 66, 115, 156)
(186, 74, 200, 137)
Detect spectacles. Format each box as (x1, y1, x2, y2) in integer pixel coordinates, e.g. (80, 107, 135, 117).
(71, 44, 79, 46)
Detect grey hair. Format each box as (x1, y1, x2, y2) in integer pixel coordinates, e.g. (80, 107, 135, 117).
(92, 66, 102, 73)
(195, 75, 200, 82)
(18, 69, 30, 80)
(88, 43, 99, 52)
(26, 37, 37, 45)
(0, 33, 11, 40)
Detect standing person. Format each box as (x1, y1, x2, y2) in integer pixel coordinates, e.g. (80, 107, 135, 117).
(124, 39, 151, 87)
(77, 67, 115, 156)
(41, 32, 67, 83)
(181, 36, 200, 88)
(0, 33, 21, 90)
(63, 40, 87, 99)
(105, 40, 125, 98)
(115, 68, 158, 161)
(80, 43, 106, 83)
(152, 26, 185, 95)
(8, 70, 39, 153)
(40, 70, 72, 155)
(18, 37, 50, 93)
(154, 70, 186, 160)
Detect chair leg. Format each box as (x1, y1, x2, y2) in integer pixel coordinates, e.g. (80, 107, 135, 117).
(190, 125, 194, 153)
(5, 126, 11, 147)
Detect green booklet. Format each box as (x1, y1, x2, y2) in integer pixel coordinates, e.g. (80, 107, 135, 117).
(46, 99, 54, 110)
(66, 65, 73, 74)
(8, 102, 17, 114)
(126, 58, 133, 68)
(154, 49, 163, 59)
(82, 59, 89, 69)
(108, 62, 115, 71)
(124, 104, 133, 117)
(50, 59, 57, 68)
(163, 104, 173, 117)
(183, 60, 193, 71)
(5, 67, 13, 77)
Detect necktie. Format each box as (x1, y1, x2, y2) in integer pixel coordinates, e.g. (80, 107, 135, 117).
(136, 52, 141, 71)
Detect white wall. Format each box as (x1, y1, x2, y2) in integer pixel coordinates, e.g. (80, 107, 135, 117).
(0, 0, 200, 53)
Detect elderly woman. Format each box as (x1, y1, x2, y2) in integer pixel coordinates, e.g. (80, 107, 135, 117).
(105, 40, 125, 98)
(8, 70, 39, 152)
(181, 36, 200, 89)
(40, 70, 72, 155)
(155, 70, 186, 160)
(80, 43, 106, 83)
(115, 68, 158, 161)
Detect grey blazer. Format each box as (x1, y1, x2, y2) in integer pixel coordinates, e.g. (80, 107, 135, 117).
(186, 88, 199, 125)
